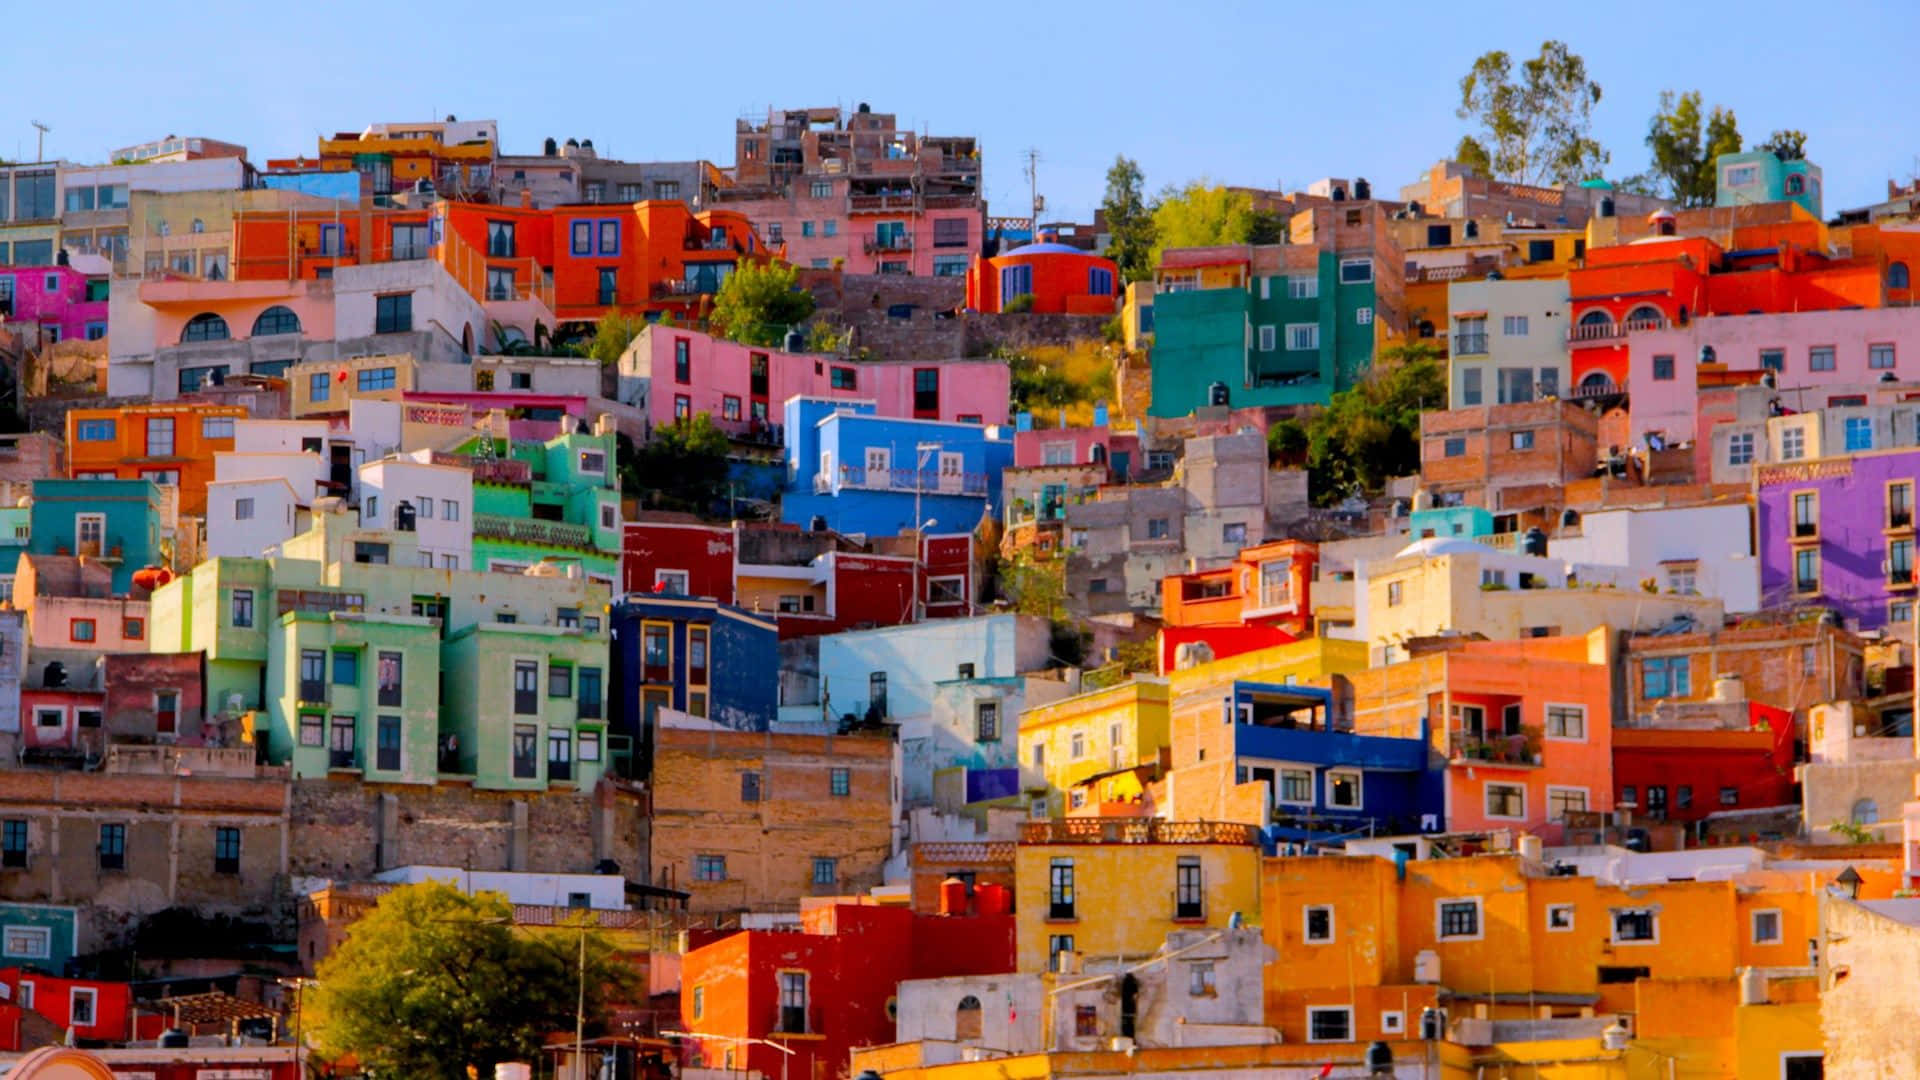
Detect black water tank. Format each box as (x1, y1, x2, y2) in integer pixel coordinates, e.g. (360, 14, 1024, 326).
(158, 1029, 189, 1049)
(1521, 527, 1548, 557)
(784, 328, 805, 352)
(810, 515, 828, 532)
(1465, 220, 1479, 239)
(1354, 178, 1371, 200)
(1699, 345, 1717, 365)
(43, 661, 65, 689)
(544, 137, 558, 156)
(1208, 381, 1230, 407)
(395, 501, 417, 532)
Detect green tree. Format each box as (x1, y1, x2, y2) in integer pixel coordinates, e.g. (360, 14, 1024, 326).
(632, 413, 733, 513)
(1644, 90, 1741, 206)
(1149, 182, 1257, 269)
(998, 548, 1065, 618)
(1100, 155, 1157, 283)
(1758, 129, 1809, 161)
(307, 882, 633, 1080)
(584, 309, 648, 367)
(1454, 135, 1495, 177)
(1267, 418, 1309, 466)
(711, 261, 815, 347)
(1456, 41, 1608, 186)
(1303, 342, 1446, 504)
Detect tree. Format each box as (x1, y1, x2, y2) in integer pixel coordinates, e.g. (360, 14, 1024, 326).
(1267, 418, 1309, 466)
(1454, 135, 1494, 177)
(1456, 41, 1607, 186)
(998, 548, 1064, 619)
(1302, 342, 1446, 504)
(584, 309, 647, 367)
(710, 261, 815, 347)
(1644, 90, 1741, 207)
(1149, 182, 1258, 269)
(1100, 156, 1156, 283)
(1758, 129, 1809, 161)
(631, 413, 733, 513)
(307, 882, 633, 1080)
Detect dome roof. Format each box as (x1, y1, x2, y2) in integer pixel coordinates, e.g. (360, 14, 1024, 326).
(1002, 242, 1090, 257)
(1579, 177, 1614, 190)
(1648, 207, 1677, 222)
(1394, 535, 1496, 559)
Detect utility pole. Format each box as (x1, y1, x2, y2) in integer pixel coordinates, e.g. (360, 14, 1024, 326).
(30, 122, 49, 163)
(573, 925, 587, 1080)
(1023, 148, 1042, 236)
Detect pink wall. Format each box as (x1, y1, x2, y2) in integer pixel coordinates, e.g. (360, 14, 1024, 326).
(138, 278, 334, 350)
(1628, 306, 1920, 444)
(0, 265, 107, 342)
(716, 193, 980, 276)
(1012, 426, 1141, 468)
(639, 327, 1008, 432)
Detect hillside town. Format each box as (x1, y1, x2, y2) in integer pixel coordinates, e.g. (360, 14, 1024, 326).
(0, 38, 1917, 1080)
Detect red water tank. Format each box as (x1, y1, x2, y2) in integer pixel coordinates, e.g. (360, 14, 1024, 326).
(938, 877, 968, 916)
(975, 883, 1010, 916)
(131, 565, 174, 592)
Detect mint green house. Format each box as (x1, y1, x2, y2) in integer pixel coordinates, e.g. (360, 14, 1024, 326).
(1149, 242, 1385, 417)
(1716, 149, 1822, 219)
(463, 430, 621, 583)
(150, 505, 611, 792)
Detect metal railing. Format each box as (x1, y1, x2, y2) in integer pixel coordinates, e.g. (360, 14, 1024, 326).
(1018, 819, 1261, 846)
(820, 464, 987, 496)
(1453, 333, 1488, 355)
(863, 235, 914, 255)
(473, 512, 594, 549)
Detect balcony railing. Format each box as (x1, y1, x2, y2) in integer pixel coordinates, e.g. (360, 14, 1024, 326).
(1448, 727, 1542, 766)
(653, 279, 715, 300)
(863, 235, 914, 255)
(390, 244, 430, 262)
(1019, 819, 1261, 846)
(473, 512, 595, 550)
(1568, 317, 1665, 346)
(849, 194, 918, 212)
(328, 748, 357, 769)
(430, 451, 533, 485)
(1453, 333, 1488, 355)
(819, 464, 987, 497)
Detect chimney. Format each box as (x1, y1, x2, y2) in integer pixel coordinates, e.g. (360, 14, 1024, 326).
(518, 189, 532, 209)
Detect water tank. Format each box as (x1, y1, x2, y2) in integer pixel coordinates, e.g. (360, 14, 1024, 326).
(1208, 381, 1230, 407)
(1464, 220, 1479, 239)
(1601, 1020, 1631, 1051)
(1518, 834, 1544, 862)
(1712, 673, 1746, 704)
(43, 661, 66, 689)
(1413, 949, 1441, 984)
(1599, 196, 1616, 218)
(1700, 344, 1717, 366)
(543, 137, 558, 156)
(496, 1066, 533, 1080)
(1521, 527, 1548, 557)
(938, 876, 969, 916)
(975, 884, 1011, 915)
(784, 328, 806, 352)
(1354, 178, 1371, 200)
(394, 500, 417, 532)
(1364, 1041, 1393, 1075)
(1739, 967, 1768, 1005)
(158, 1029, 190, 1049)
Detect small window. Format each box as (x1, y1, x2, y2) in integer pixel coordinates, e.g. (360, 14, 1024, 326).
(1547, 904, 1575, 931)
(1652, 354, 1675, 381)
(1485, 782, 1526, 819)
(741, 771, 763, 802)
(693, 854, 726, 881)
(1443, 437, 1466, 458)
(1510, 430, 1535, 451)
(1338, 258, 1372, 283)
(811, 857, 837, 885)
(1752, 908, 1782, 945)
(1437, 898, 1482, 940)
(1303, 905, 1334, 944)
(830, 767, 850, 797)
(1611, 908, 1658, 944)
(214, 826, 241, 874)
(1307, 1006, 1353, 1043)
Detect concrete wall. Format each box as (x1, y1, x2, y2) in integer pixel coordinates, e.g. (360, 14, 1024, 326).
(1820, 897, 1920, 1077)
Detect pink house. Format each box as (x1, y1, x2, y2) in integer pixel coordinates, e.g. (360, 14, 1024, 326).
(622, 325, 1009, 436)
(0, 264, 107, 344)
(1011, 411, 1143, 475)
(1627, 306, 1920, 445)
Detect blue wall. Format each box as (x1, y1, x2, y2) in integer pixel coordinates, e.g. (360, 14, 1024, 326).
(781, 409, 1011, 536)
(792, 614, 1039, 727)
(258, 172, 362, 202)
(1409, 506, 1493, 541)
(0, 903, 79, 973)
(1228, 682, 1441, 839)
(611, 598, 778, 769)
(29, 479, 163, 594)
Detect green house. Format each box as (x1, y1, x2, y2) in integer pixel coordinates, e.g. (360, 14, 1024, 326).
(462, 430, 621, 583)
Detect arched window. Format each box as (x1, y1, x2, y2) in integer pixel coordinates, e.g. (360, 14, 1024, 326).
(181, 313, 230, 343)
(1852, 797, 1879, 825)
(955, 996, 982, 1040)
(251, 305, 302, 336)
(462, 323, 475, 355)
(1786, 175, 1806, 196)
(1624, 305, 1663, 327)
(1578, 310, 1614, 328)
(1891, 262, 1910, 289)
(1579, 372, 1613, 393)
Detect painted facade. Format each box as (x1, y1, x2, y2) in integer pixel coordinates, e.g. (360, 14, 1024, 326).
(965, 242, 1121, 315)
(780, 399, 1012, 538)
(65, 402, 244, 517)
(0, 264, 106, 344)
(1018, 679, 1171, 817)
(1754, 447, 1920, 630)
(1444, 277, 1569, 410)
(1717, 149, 1822, 218)
(609, 596, 777, 774)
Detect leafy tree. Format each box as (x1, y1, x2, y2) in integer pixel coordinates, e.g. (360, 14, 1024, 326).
(1302, 342, 1446, 504)
(1758, 129, 1809, 161)
(307, 882, 633, 1080)
(1454, 135, 1494, 177)
(1644, 90, 1741, 207)
(804, 321, 846, 353)
(1100, 156, 1157, 283)
(711, 261, 815, 347)
(632, 413, 732, 513)
(1246, 208, 1286, 245)
(584, 309, 647, 367)
(998, 548, 1065, 618)
(1267, 418, 1309, 466)
(1456, 41, 1608, 186)
(1149, 182, 1258, 269)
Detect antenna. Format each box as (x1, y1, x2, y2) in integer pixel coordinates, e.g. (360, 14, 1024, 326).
(29, 121, 49, 163)
(1023, 147, 1042, 235)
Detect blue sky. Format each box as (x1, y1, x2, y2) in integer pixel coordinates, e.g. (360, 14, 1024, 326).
(12, 0, 1914, 223)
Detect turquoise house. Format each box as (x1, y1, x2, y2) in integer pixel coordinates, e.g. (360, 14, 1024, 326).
(1149, 247, 1378, 417)
(463, 430, 621, 583)
(0, 902, 80, 972)
(1716, 150, 1822, 219)
(26, 479, 164, 594)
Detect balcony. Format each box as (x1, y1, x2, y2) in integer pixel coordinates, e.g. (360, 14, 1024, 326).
(823, 464, 987, 497)
(430, 451, 532, 485)
(863, 235, 915, 255)
(390, 244, 431, 262)
(1568, 317, 1665, 346)
(1019, 819, 1261, 846)
(653, 279, 713, 300)
(1447, 727, 1543, 767)
(1453, 333, 1488, 356)
(849, 193, 919, 213)
(299, 679, 326, 703)
(473, 512, 595, 550)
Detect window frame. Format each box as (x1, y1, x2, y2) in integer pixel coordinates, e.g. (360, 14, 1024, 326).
(1610, 907, 1660, 945)
(1306, 1005, 1354, 1044)
(1751, 907, 1783, 945)
(1303, 904, 1335, 944)
(1436, 897, 1483, 941)
(1484, 782, 1527, 821)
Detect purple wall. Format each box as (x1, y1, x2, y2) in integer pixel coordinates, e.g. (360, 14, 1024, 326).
(1756, 447, 1920, 630)
(0, 265, 107, 343)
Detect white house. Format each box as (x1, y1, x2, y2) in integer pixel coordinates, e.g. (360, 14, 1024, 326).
(357, 454, 473, 570)
(205, 477, 302, 559)
(1550, 503, 1760, 613)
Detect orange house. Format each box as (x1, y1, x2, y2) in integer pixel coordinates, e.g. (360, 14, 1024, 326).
(1349, 631, 1615, 841)
(66, 402, 245, 516)
(1160, 539, 1316, 669)
(232, 205, 435, 281)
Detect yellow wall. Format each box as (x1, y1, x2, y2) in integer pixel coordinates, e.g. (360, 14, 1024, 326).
(289, 354, 417, 417)
(1019, 679, 1169, 815)
(1013, 838, 1260, 973)
(734, 573, 826, 619)
(1122, 281, 1154, 351)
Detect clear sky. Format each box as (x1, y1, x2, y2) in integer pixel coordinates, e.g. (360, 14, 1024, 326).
(11, 0, 1916, 223)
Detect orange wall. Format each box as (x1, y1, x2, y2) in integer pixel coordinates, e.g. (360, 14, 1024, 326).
(234, 208, 433, 281)
(66, 403, 244, 516)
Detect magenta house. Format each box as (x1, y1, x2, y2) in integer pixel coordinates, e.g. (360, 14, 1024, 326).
(621, 325, 1009, 437)
(0, 264, 108, 344)
(1011, 407, 1143, 478)
(1755, 446, 1920, 631)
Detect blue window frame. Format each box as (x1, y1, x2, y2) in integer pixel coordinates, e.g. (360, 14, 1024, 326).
(332, 649, 358, 685)
(356, 367, 398, 391)
(1845, 416, 1874, 452)
(1000, 264, 1033, 302)
(1089, 267, 1114, 296)
(570, 220, 593, 256)
(310, 372, 331, 402)
(598, 220, 621, 255)
(75, 420, 116, 442)
(1642, 656, 1691, 700)
(84, 321, 106, 341)
(318, 223, 344, 256)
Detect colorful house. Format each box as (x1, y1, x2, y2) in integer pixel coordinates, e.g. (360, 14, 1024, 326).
(965, 242, 1120, 314)
(1444, 276, 1569, 409)
(21, 480, 166, 596)
(608, 595, 777, 774)
(1614, 697, 1796, 825)
(1717, 148, 1822, 219)
(460, 427, 622, 583)
(1754, 446, 1920, 630)
(780, 399, 1011, 538)
(1160, 538, 1318, 667)
(66, 402, 244, 517)
(1018, 678, 1171, 817)
(0, 263, 107, 344)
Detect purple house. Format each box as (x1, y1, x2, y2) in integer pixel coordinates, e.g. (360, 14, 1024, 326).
(1756, 446, 1920, 631)
(0, 264, 108, 344)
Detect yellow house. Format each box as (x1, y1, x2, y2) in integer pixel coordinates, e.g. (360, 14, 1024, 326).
(1019, 677, 1169, 816)
(1013, 819, 1262, 974)
(289, 353, 417, 417)
(1122, 280, 1155, 351)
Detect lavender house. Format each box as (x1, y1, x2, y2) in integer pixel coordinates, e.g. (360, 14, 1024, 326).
(1756, 447, 1920, 631)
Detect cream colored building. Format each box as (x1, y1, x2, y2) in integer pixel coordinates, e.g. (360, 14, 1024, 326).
(1445, 277, 1571, 410)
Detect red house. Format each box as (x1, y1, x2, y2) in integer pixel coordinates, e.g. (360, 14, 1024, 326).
(1611, 701, 1796, 825)
(679, 900, 1013, 1080)
(1157, 539, 1316, 671)
(0, 969, 134, 1044)
(622, 520, 737, 603)
(966, 242, 1120, 315)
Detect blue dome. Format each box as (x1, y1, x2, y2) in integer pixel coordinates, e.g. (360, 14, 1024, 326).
(1002, 242, 1088, 257)
(1578, 177, 1614, 190)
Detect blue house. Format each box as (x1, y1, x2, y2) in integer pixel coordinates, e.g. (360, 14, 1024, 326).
(1219, 683, 1442, 845)
(1716, 149, 1822, 219)
(780, 397, 1012, 537)
(610, 596, 778, 776)
(0, 902, 81, 973)
(22, 479, 165, 595)
(779, 613, 1052, 729)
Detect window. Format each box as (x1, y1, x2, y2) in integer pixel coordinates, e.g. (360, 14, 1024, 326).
(1287, 323, 1320, 351)
(353, 541, 388, 564)
(374, 293, 413, 334)
(1728, 432, 1755, 466)
(828, 766, 851, 797)
(694, 854, 726, 881)
(1611, 908, 1658, 944)
(357, 366, 398, 391)
(1485, 783, 1526, 819)
(1437, 898, 1482, 940)
(70, 618, 95, 643)
(1755, 347, 1786, 374)
(1339, 258, 1373, 283)
(1460, 367, 1483, 406)
(974, 700, 1000, 742)
(1546, 704, 1585, 739)
(1175, 857, 1203, 919)
(914, 368, 940, 415)
(1188, 961, 1216, 997)
(376, 715, 402, 771)
(486, 220, 515, 257)
(1720, 786, 1740, 806)
(231, 589, 255, 628)
(778, 972, 808, 1034)
(70, 988, 96, 1027)
(1547, 904, 1575, 931)
(1278, 767, 1313, 804)
(74, 419, 115, 442)
(1307, 1006, 1353, 1043)
(1438, 436, 1467, 459)
(333, 649, 359, 686)
(1356, 305, 1373, 325)
(1386, 581, 1404, 607)
(1547, 787, 1588, 822)
(570, 220, 593, 256)
(1089, 267, 1114, 296)
(299, 714, 324, 747)
(1642, 656, 1692, 699)
(1327, 769, 1361, 809)
(1752, 909, 1782, 945)
(329, 716, 358, 768)
(1871, 343, 1897, 370)
(510, 724, 538, 779)
(251, 305, 302, 337)
(1287, 275, 1319, 300)
(1049, 858, 1075, 919)
(145, 416, 176, 456)
(811, 857, 837, 886)
(1502, 315, 1529, 336)
(3, 926, 47, 959)
(182, 312, 230, 342)
(1304, 905, 1334, 944)
(1891, 538, 1914, 586)
(214, 827, 241, 874)
(547, 729, 573, 781)
(1809, 345, 1836, 372)
(308, 371, 332, 403)
(1845, 416, 1874, 452)
(98, 824, 125, 870)
(1257, 324, 1276, 352)
(1795, 548, 1820, 594)
(1511, 429, 1535, 450)
(741, 771, 763, 802)
(1895, 601, 1915, 624)
(513, 661, 538, 715)
(1, 820, 26, 868)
